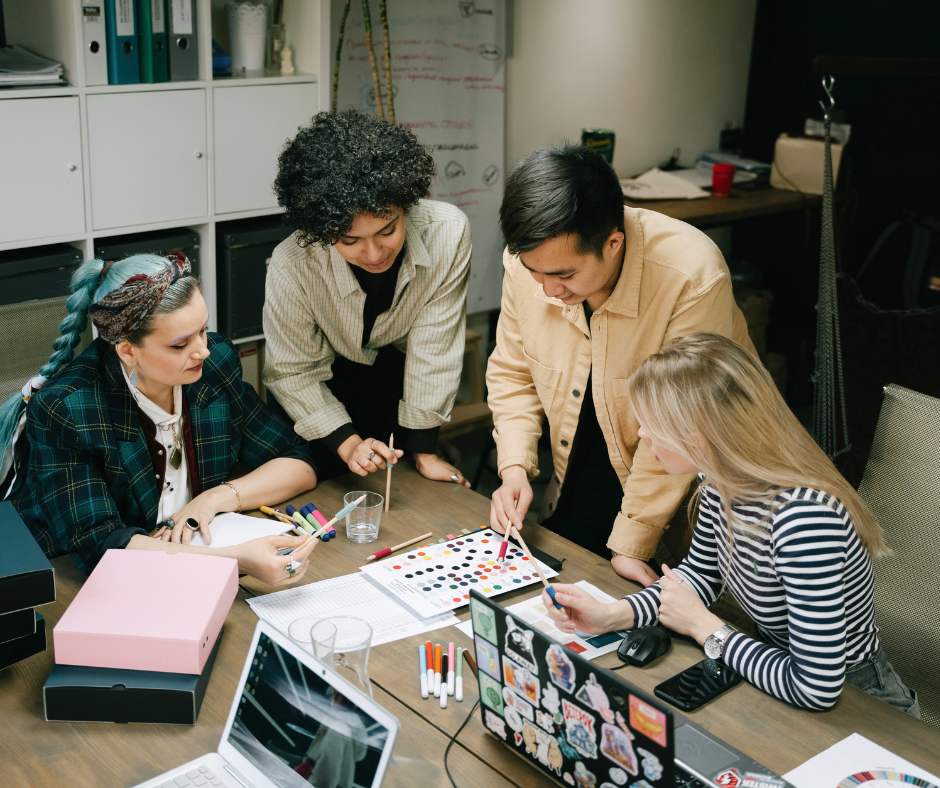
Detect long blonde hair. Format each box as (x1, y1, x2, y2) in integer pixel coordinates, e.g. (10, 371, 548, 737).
(629, 333, 888, 557)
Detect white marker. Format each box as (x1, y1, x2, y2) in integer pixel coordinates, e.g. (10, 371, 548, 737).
(419, 645, 428, 699)
(455, 647, 464, 702)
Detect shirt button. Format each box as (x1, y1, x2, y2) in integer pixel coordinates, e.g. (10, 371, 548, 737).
(560, 439, 569, 447)
(155, 473, 160, 479)
(584, 334, 589, 340)
(572, 390, 580, 397)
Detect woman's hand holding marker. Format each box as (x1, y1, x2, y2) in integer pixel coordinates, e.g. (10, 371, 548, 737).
(541, 583, 635, 636)
(338, 435, 403, 477)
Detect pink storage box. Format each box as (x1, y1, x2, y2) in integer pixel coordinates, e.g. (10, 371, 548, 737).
(54, 550, 238, 674)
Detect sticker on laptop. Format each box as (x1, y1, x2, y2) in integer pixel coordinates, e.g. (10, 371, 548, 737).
(573, 761, 596, 788)
(600, 722, 638, 775)
(628, 694, 668, 748)
(485, 709, 507, 739)
(741, 775, 786, 788)
(562, 698, 598, 759)
(629, 782, 654, 788)
(564, 774, 574, 785)
(470, 596, 498, 645)
(503, 654, 541, 705)
(474, 634, 501, 681)
(514, 731, 523, 747)
(542, 682, 561, 715)
(479, 672, 504, 714)
(503, 685, 534, 720)
(536, 709, 555, 732)
(504, 704, 524, 733)
(557, 729, 580, 760)
(608, 767, 628, 786)
(523, 723, 563, 776)
(637, 747, 662, 781)
(504, 615, 538, 671)
(546, 643, 577, 694)
(714, 768, 742, 787)
(574, 673, 614, 723)
(614, 711, 634, 739)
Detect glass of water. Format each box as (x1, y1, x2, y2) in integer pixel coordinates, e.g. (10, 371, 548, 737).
(310, 616, 373, 698)
(344, 491, 383, 543)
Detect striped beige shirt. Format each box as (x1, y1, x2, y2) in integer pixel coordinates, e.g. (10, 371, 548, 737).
(262, 199, 471, 442)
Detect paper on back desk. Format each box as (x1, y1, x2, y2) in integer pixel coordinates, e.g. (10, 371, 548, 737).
(188, 512, 292, 548)
(455, 580, 628, 661)
(783, 732, 940, 787)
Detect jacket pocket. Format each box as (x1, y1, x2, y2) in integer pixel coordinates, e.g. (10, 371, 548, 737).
(523, 347, 562, 416)
(611, 378, 640, 452)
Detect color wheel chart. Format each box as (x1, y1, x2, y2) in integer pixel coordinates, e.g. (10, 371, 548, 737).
(359, 527, 558, 619)
(838, 773, 939, 788)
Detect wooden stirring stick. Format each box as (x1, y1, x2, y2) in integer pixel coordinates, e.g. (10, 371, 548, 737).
(366, 532, 433, 562)
(385, 432, 394, 512)
(510, 526, 563, 610)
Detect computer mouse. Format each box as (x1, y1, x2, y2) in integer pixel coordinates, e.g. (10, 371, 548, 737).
(617, 625, 671, 667)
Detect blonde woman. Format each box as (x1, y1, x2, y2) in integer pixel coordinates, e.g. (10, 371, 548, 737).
(544, 333, 919, 716)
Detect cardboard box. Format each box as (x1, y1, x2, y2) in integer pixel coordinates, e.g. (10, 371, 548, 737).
(44, 628, 223, 725)
(0, 612, 46, 670)
(54, 550, 238, 674)
(0, 607, 37, 643)
(0, 502, 55, 615)
(770, 134, 844, 196)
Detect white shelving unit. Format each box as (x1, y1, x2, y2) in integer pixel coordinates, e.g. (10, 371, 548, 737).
(0, 0, 326, 338)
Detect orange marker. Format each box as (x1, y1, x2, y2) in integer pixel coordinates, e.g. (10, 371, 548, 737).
(434, 644, 443, 698)
(425, 641, 434, 694)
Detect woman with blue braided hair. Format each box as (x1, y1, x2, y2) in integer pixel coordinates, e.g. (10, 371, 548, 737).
(1, 252, 319, 586)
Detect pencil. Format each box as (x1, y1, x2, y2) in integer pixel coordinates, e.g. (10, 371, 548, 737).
(510, 525, 563, 610)
(260, 506, 295, 527)
(309, 494, 367, 539)
(366, 532, 434, 562)
(385, 432, 394, 512)
(462, 648, 478, 678)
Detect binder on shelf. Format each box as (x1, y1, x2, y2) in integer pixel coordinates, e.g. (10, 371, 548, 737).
(137, 0, 168, 83)
(104, 0, 139, 84)
(165, 0, 198, 81)
(81, 0, 109, 86)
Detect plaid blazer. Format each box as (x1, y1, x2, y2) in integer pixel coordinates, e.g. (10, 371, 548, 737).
(11, 334, 307, 574)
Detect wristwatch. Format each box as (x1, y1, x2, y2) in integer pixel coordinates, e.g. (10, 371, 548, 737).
(704, 624, 737, 659)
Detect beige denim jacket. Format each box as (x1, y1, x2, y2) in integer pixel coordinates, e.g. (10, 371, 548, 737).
(485, 206, 755, 560)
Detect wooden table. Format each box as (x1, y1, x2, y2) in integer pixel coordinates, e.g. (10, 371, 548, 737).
(624, 185, 820, 229)
(2, 465, 938, 787)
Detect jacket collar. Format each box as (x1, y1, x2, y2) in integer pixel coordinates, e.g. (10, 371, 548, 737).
(327, 211, 430, 300)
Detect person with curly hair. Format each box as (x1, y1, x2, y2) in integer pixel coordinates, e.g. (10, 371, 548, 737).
(263, 109, 473, 486)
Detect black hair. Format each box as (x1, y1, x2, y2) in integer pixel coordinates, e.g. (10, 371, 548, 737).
(274, 109, 437, 247)
(499, 144, 625, 258)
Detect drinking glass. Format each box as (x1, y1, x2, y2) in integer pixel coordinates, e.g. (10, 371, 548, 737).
(344, 491, 383, 543)
(311, 616, 373, 698)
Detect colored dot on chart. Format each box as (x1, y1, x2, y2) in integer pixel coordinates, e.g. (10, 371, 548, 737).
(512, 578, 521, 583)
(393, 566, 401, 570)
(407, 555, 415, 559)
(486, 561, 496, 566)
(522, 576, 531, 580)
(484, 588, 492, 593)
(453, 598, 461, 602)
(509, 566, 517, 571)
(477, 564, 486, 568)
(456, 541, 464, 545)
(520, 556, 530, 561)
(481, 539, 490, 543)
(424, 556, 432, 561)
(463, 594, 469, 599)
(480, 576, 489, 580)
(423, 587, 431, 591)
(417, 552, 426, 556)
(450, 585, 458, 589)
(493, 584, 502, 589)
(443, 550, 451, 554)
(405, 574, 414, 578)
(433, 584, 441, 588)
(469, 578, 478, 583)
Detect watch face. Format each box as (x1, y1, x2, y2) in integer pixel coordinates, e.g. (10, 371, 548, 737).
(704, 637, 721, 660)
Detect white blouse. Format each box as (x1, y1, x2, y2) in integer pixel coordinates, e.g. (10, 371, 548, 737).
(122, 366, 193, 524)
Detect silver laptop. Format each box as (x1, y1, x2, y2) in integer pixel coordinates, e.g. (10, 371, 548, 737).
(133, 621, 399, 788)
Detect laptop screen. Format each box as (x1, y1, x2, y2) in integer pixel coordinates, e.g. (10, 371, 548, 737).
(469, 588, 675, 788)
(227, 631, 392, 788)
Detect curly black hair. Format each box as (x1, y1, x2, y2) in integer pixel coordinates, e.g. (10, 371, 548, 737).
(274, 109, 437, 247)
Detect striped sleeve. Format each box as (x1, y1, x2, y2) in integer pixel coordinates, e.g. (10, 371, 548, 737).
(626, 488, 726, 625)
(721, 499, 849, 710)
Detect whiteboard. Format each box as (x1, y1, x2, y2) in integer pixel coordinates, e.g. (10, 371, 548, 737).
(331, 0, 506, 314)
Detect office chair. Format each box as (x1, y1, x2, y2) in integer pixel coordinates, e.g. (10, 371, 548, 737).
(858, 383, 940, 729)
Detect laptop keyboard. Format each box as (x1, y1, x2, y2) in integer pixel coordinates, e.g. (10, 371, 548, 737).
(675, 764, 712, 788)
(158, 763, 224, 788)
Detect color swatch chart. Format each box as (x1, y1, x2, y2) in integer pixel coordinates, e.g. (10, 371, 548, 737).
(359, 528, 558, 619)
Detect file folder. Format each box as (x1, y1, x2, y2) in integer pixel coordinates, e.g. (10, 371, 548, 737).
(137, 0, 168, 82)
(166, 0, 198, 81)
(104, 0, 139, 84)
(81, 0, 109, 86)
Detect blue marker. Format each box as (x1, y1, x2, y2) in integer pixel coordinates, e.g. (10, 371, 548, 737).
(419, 645, 428, 698)
(546, 585, 563, 611)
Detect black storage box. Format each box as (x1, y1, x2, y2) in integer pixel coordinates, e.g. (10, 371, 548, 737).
(0, 244, 84, 306)
(217, 216, 293, 339)
(0, 502, 55, 615)
(94, 228, 201, 278)
(43, 627, 223, 725)
(0, 607, 37, 643)
(0, 612, 46, 670)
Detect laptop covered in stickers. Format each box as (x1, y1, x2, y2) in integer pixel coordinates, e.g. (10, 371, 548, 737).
(468, 589, 795, 788)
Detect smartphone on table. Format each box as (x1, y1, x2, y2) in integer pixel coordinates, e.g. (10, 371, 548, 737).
(654, 658, 742, 711)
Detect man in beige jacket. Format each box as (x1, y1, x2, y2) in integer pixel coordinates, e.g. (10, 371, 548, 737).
(486, 144, 754, 586)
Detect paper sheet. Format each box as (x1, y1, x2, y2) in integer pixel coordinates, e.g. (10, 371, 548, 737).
(783, 732, 940, 788)
(246, 572, 458, 648)
(620, 167, 709, 200)
(188, 512, 294, 548)
(455, 581, 628, 661)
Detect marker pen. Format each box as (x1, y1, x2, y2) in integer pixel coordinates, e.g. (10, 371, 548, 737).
(302, 504, 335, 539)
(434, 644, 442, 698)
(425, 641, 434, 692)
(419, 645, 428, 699)
(447, 642, 456, 696)
(439, 654, 449, 709)
(284, 505, 314, 534)
(306, 502, 330, 528)
(455, 647, 464, 702)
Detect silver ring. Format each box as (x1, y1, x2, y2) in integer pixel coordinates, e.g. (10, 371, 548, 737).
(371, 440, 376, 450)
(185, 518, 200, 531)
(369, 451, 376, 460)
(161, 518, 175, 532)
(450, 473, 460, 482)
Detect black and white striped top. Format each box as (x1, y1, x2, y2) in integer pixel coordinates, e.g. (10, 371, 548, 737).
(627, 480, 880, 710)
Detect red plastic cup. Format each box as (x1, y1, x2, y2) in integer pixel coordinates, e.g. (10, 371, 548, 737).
(712, 163, 735, 197)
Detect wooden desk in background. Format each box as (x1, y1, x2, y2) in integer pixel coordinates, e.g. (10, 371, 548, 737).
(2, 466, 938, 788)
(624, 185, 820, 228)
